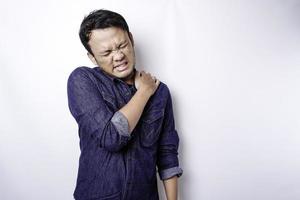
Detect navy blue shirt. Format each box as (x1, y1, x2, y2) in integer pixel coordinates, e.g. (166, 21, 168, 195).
(67, 66, 183, 200)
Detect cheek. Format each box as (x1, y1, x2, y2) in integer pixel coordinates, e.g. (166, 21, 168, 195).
(99, 58, 112, 66)
(127, 49, 135, 60)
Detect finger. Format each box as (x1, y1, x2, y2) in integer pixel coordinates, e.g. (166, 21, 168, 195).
(152, 76, 157, 83)
(155, 79, 160, 85)
(135, 70, 140, 76)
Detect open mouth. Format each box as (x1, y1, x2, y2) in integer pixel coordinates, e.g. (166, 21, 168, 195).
(114, 62, 128, 72)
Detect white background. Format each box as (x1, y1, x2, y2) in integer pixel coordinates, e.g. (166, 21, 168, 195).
(1, 0, 300, 199)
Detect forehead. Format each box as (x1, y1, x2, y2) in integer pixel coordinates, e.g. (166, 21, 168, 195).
(88, 27, 128, 50)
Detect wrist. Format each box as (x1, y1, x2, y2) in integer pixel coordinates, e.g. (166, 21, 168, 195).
(137, 86, 152, 99)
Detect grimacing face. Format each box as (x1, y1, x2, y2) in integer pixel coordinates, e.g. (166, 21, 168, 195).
(87, 27, 136, 84)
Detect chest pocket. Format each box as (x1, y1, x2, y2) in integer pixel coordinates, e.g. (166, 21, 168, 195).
(140, 108, 165, 147)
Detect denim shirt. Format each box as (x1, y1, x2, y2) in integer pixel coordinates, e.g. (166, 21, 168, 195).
(67, 66, 183, 200)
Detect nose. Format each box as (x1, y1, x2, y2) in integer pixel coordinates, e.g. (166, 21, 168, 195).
(112, 49, 125, 61)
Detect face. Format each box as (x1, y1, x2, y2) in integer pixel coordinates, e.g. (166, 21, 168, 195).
(87, 27, 136, 84)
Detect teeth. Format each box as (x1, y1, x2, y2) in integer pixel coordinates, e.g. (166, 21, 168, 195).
(115, 63, 127, 71)
(117, 64, 125, 69)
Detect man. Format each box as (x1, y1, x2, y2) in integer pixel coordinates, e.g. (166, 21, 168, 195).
(67, 9, 183, 200)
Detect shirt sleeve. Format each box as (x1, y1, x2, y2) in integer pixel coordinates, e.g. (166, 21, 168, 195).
(111, 111, 130, 137)
(157, 86, 183, 180)
(67, 67, 132, 152)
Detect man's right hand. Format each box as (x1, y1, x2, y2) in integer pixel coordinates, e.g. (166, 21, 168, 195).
(118, 70, 160, 133)
(134, 70, 160, 96)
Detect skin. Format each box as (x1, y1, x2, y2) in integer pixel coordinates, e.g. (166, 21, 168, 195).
(87, 27, 178, 200)
(164, 176, 178, 200)
(87, 27, 136, 85)
(87, 27, 160, 131)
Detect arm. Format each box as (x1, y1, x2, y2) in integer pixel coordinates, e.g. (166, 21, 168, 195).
(118, 70, 160, 133)
(118, 88, 151, 133)
(156, 86, 183, 199)
(67, 68, 150, 152)
(110, 88, 151, 138)
(163, 176, 178, 200)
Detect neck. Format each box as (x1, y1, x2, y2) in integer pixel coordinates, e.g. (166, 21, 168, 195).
(122, 68, 136, 85)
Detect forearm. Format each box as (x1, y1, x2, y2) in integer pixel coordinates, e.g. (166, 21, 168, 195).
(119, 88, 151, 133)
(163, 176, 178, 200)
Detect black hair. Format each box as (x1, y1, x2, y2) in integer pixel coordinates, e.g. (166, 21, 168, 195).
(79, 9, 130, 56)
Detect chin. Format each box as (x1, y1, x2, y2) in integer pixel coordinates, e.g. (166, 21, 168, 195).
(117, 68, 134, 78)
(123, 66, 134, 74)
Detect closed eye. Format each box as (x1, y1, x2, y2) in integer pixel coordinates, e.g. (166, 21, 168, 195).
(119, 42, 128, 49)
(101, 51, 111, 56)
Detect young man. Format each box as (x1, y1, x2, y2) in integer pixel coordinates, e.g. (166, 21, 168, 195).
(67, 9, 183, 200)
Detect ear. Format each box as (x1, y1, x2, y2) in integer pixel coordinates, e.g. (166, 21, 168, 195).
(87, 52, 98, 65)
(128, 32, 134, 47)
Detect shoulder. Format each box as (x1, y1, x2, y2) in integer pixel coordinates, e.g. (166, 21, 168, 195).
(155, 81, 172, 99)
(67, 66, 103, 85)
(147, 80, 172, 108)
(68, 66, 94, 79)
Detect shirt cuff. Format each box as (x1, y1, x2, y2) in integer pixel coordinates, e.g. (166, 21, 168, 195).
(158, 166, 183, 180)
(111, 111, 130, 137)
